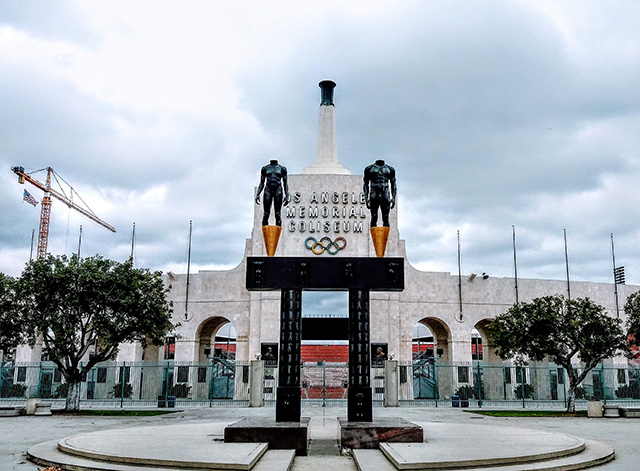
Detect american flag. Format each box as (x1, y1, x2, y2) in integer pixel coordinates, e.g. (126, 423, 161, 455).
(23, 190, 38, 206)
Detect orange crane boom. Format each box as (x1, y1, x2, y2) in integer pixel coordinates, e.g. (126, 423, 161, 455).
(12, 166, 116, 259)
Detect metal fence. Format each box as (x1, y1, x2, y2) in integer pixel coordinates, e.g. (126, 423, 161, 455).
(0, 360, 250, 407)
(409, 360, 640, 408)
(2, 359, 639, 409)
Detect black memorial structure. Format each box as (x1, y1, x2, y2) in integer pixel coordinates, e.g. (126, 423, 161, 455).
(225, 256, 421, 454)
(246, 256, 403, 422)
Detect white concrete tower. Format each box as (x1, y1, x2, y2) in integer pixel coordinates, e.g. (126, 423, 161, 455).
(303, 80, 351, 175)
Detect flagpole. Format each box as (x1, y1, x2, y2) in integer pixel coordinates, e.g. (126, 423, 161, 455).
(130, 222, 136, 262)
(77, 225, 82, 258)
(564, 229, 571, 301)
(29, 229, 35, 262)
(457, 230, 463, 321)
(512, 225, 519, 304)
(611, 233, 620, 318)
(185, 220, 193, 321)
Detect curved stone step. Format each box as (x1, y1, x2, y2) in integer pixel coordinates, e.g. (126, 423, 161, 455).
(28, 439, 295, 471)
(353, 439, 614, 471)
(379, 423, 586, 470)
(56, 423, 267, 470)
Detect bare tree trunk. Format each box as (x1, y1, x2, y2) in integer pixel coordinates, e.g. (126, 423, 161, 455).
(566, 388, 576, 413)
(65, 379, 82, 412)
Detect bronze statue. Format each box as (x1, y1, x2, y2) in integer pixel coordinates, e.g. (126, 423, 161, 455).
(363, 159, 397, 228)
(256, 159, 290, 226)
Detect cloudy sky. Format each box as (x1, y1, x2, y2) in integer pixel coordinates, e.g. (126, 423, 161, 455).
(1, 0, 639, 292)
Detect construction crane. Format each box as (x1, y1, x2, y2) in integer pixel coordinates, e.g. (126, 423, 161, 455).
(12, 166, 116, 260)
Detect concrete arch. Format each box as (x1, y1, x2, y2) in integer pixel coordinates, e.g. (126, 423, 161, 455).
(195, 316, 236, 362)
(474, 318, 501, 363)
(415, 317, 452, 362)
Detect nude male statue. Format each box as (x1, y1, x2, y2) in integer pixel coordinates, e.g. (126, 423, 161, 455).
(255, 159, 290, 226)
(363, 159, 397, 228)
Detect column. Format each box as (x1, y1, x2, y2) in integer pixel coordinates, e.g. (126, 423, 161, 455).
(348, 288, 373, 422)
(276, 288, 302, 422)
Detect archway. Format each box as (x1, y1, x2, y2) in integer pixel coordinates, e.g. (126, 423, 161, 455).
(412, 318, 452, 399)
(474, 318, 505, 401)
(196, 316, 236, 362)
(414, 317, 451, 362)
(474, 319, 500, 363)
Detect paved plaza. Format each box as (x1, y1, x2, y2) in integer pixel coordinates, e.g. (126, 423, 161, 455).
(1, 405, 639, 470)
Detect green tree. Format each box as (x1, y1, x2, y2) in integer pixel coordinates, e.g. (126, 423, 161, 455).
(16, 254, 174, 411)
(489, 295, 626, 413)
(0, 273, 22, 359)
(624, 291, 640, 349)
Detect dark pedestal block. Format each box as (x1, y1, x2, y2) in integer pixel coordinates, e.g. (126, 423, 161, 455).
(224, 417, 310, 456)
(339, 417, 423, 450)
(347, 387, 372, 422)
(276, 386, 301, 422)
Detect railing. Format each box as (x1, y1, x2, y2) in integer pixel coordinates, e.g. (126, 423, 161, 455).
(407, 360, 640, 408)
(2, 359, 638, 409)
(0, 360, 250, 407)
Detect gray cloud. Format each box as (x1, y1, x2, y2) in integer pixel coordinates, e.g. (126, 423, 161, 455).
(1, 1, 639, 291)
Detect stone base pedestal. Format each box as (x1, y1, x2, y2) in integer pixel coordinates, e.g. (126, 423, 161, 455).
(224, 417, 310, 456)
(339, 417, 423, 450)
(276, 386, 301, 422)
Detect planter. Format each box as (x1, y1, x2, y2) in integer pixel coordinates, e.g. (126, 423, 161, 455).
(603, 404, 620, 418)
(157, 395, 176, 408)
(587, 400, 603, 418)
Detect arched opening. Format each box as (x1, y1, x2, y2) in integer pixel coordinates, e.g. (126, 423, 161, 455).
(474, 319, 500, 363)
(412, 318, 452, 399)
(414, 317, 451, 362)
(190, 316, 237, 400)
(196, 316, 236, 362)
(474, 318, 507, 402)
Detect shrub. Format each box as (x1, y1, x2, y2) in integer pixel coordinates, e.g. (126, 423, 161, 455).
(616, 382, 640, 399)
(112, 382, 133, 398)
(514, 383, 535, 399)
(168, 382, 191, 398)
(454, 385, 476, 400)
(0, 382, 27, 398)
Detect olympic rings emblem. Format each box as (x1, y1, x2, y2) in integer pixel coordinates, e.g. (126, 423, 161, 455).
(304, 236, 347, 255)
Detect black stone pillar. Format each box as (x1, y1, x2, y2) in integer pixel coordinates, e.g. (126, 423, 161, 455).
(348, 288, 372, 422)
(276, 288, 302, 422)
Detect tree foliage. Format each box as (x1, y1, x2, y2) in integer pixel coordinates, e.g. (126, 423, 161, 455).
(624, 291, 640, 349)
(489, 295, 626, 412)
(0, 273, 22, 355)
(16, 254, 174, 411)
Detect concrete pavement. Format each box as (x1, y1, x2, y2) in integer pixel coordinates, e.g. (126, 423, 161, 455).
(1, 404, 639, 470)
